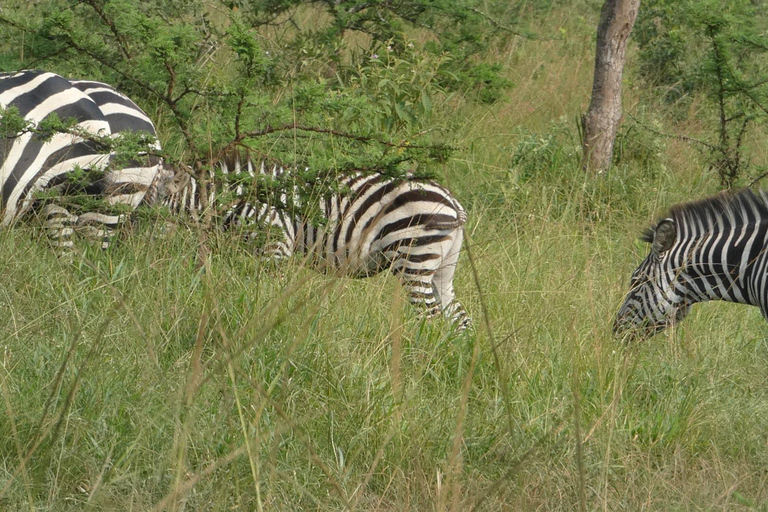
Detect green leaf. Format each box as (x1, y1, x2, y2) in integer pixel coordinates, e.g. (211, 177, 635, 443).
(421, 93, 432, 113)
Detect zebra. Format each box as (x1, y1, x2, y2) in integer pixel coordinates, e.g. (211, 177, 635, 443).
(147, 153, 471, 330)
(0, 70, 160, 251)
(614, 188, 768, 339)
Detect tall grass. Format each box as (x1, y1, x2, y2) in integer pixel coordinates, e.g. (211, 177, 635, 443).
(2, 5, 768, 511)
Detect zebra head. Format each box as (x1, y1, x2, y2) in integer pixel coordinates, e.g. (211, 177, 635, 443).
(145, 163, 193, 206)
(614, 218, 692, 340)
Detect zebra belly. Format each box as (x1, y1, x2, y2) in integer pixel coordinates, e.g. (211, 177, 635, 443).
(295, 222, 390, 278)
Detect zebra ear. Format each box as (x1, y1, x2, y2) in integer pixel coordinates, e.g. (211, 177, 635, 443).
(652, 219, 676, 254)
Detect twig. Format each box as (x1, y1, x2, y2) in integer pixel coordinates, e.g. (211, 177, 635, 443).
(468, 7, 552, 40)
(80, 0, 133, 60)
(625, 112, 718, 151)
(747, 168, 768, 187)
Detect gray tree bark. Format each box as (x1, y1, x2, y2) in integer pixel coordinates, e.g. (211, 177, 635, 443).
(581, 0, 640, 173)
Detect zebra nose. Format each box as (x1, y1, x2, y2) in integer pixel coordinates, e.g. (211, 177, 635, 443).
(612, 317, 625, 336)
(613, 309, 628, 334)
(612, 312, 637, 342)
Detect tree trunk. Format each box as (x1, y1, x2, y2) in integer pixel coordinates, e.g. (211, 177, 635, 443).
(581, 0, 640, 173)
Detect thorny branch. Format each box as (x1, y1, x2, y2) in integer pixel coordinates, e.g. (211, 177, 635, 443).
(235, 123, 446, 149)
(80, 0, 133, 60)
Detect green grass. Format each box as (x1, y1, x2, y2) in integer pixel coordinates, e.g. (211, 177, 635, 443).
(3, 5, 768, 511)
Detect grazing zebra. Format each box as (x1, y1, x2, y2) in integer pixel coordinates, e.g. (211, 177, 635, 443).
(615, 189, 768, 339)
(148, 154, 471, 329)
(0, 70, 160, 251)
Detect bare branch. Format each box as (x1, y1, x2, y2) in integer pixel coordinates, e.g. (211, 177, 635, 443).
(735, 116, 752, 151)
(468, 7, 550, 40)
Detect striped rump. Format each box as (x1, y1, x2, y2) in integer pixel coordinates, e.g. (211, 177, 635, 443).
(0, 70, 160, 252)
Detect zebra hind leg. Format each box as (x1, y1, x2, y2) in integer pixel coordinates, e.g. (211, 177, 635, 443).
(429, 228, 471, 331)
(402, 273, 469, 332)
(396, 248, 469, 331)
(441, 300, 471, 332)
(42, 204, 77, 255)
(400, 269, 443, 320)
(76, 211, 125, 250)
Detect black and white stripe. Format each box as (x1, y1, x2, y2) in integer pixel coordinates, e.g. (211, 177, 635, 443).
(149, 154, 471, 329)
(69, 79, 162, 213)
(615, 189, 768, 339)
(0, 70, 160, 250)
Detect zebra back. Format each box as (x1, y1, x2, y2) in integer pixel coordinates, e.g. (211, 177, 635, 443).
(68, 80, 157, 137)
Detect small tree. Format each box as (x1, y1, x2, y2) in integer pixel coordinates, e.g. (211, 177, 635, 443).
(634, 0, 768, 188)
(581, 0, 641, 174)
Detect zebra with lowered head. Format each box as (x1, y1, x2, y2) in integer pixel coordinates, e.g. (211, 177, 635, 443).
(0, 70, 160, 251)
(147, 153, 471, 330)
(615, 189, 768, 339)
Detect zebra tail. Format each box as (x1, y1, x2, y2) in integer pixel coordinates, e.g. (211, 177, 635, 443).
(425, 197, 468, 230)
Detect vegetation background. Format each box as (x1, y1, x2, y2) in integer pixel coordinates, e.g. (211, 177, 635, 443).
(1, 0, 768, 509)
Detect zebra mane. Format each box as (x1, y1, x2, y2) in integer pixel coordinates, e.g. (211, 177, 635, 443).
(218, 148, 285, 175)
(641, 188, 768, 243)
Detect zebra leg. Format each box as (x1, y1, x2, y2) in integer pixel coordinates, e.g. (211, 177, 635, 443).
(256, 207, 295, 262)
(395, 236, 468, 329)
(430, 228, 470, 330)
(74, 163, 157, 249)
(400, 266, 443, 318)
(76, 212, 124, 250)
(390, 245, 444, 318)
(42, 204, 77, 253)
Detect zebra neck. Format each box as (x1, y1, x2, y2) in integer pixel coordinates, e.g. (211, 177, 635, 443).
(677, 231, 755, 306)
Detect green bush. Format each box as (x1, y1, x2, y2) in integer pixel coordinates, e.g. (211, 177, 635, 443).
(510, 120, 579, 183)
